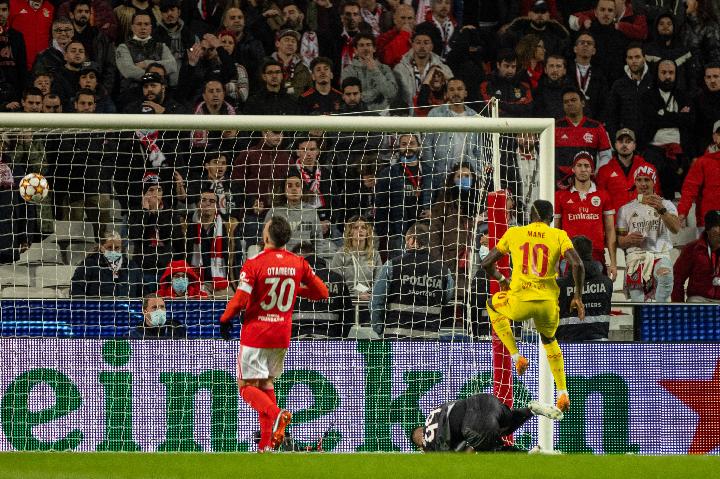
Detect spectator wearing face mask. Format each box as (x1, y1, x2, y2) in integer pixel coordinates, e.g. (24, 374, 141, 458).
(70, 230, 143, 298)
(130, 293, 187, 339)
(155, 260, 208, 299)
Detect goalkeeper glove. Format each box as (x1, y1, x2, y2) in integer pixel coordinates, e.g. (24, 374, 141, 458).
(220, 320, 233, 340)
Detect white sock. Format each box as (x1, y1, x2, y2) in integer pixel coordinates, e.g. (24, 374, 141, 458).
(557, 389, 568, 397)
(511, 353, 521, 362)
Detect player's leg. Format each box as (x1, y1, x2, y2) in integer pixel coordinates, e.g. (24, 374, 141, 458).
(462, 395, 502, 451)
(237, 347, 282, 450)
(266, 348, 292, 449)
(487, 292, 529, 375)
(534, 303, 570, 412)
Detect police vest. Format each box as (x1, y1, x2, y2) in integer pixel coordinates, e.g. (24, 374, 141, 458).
(386, 249, 446, 330)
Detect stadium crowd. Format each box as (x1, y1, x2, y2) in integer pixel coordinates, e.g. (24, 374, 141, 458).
(1, 0, 720, 340)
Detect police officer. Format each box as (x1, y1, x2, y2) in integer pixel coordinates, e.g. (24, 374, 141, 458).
(411, 393, 563, 452)
(370, 221, 455, 338)
(556, 235, 613, 341)
(291, 242, 353, 338)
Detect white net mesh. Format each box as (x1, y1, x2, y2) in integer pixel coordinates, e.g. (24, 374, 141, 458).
(0, 109, 546, 451)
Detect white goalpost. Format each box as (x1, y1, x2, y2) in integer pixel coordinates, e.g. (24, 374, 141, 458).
(0, 111, 556, 452)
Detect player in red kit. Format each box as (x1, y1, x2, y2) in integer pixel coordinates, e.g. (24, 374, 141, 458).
(219, 216, 329, 451)
(555, 151, 618, 280)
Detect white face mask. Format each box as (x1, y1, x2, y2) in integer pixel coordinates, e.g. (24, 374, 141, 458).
(103, 250, 122, 263)
(148, 309, 167, 327)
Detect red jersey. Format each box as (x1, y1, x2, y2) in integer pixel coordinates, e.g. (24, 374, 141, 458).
(555, 117, 611, 182)
(596, 155, 661, 215)
(9, 0, 54, 70)
(555, 183, 614, 257)
(220, 248, 328, 348)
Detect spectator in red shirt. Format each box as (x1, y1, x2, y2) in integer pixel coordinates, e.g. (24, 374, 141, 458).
(677, 120, 720, 232)
(554, 86, 612, 186)
(376, 3, 415, 67)
(672, 210, 720, 303)
(9, 0, 53, 71)
(596, 128, 661, 215)
(555, 151, 617, 280)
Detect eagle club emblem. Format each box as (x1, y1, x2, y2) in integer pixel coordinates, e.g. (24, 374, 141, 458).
(514, 88, 521, 99)
(583, 132, 594, 143)
(591, 196, 601, 207)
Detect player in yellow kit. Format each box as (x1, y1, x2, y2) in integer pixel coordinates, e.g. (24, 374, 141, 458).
(481, 199, 586, 412)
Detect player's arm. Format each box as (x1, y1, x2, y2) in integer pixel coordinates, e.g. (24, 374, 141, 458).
(220, 288, 250, 324)
(298, 274, 329, 300)
(481, 247, 510, 290)
(298, 261, 330, 300)
(563, 247, 586, 320)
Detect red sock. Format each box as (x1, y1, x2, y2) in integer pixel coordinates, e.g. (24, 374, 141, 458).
(258, 413, 273, 450)
(263, 388, 278, 407)
(240, 386, 281, 418)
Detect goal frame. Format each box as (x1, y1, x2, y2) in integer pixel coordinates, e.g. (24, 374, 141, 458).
(0, 112, 556, 451)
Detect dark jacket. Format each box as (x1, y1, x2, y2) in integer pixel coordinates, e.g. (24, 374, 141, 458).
(566, 60, 609, 121)
(606, 66, 655, 140)
(692, 88, 720, 156)
(644, 13, 692, 92)
(32, 47, 64, 77)
(127, 208, 185, 274)
(479, 71, 533, 117)
(374, 161, 431, 239)
(130, 319, 187, 339)
(556, 260, 613, 341)
(243, 88, 300, 115)
(177, 48, 238, 104)
(292, 255, 353, 339)
(0, 27, 27, 101)
(70, 253, 143, 298)
(74, 26, 117, 94)
(638, 85, 694, 150)
(47, 131, 109, 198)
(532, 74, 574, 119)
(588, 21, 630, 84)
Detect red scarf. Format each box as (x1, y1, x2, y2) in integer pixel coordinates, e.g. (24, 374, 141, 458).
(296, 159, 326, 207)
(191, 213, 228, 290)
(340, 31, 355, 73)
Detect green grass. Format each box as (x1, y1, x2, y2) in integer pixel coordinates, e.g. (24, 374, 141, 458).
(1, 453, 718, 479)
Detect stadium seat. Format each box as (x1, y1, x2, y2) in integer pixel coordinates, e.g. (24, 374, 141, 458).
(0, 286, 60, 299)
(0, 264, 33, 287)
(17, 243, 64, 265)
(35, 265, 76, 289)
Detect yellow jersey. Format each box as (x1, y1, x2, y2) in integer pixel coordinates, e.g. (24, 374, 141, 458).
(495, 222, 574, 302)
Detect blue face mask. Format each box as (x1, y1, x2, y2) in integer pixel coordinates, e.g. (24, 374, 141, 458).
(399, 154, 417, 164)
(172, 277, 189, 294)
(148, 309, 167, 327)
(103, 250, 122, 263)
(454, 177, 473, 190)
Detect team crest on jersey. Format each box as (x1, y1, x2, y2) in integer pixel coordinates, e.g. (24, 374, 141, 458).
(514, 88, 522, 98)
(583, 132, 594, 143)
(43, 9, 50, 17)
(591, 196, 601, 207)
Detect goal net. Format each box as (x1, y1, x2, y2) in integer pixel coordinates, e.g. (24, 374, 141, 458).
(0, 110, 553, 452)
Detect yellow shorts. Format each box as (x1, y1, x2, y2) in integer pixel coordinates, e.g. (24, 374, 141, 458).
(487, 291, 560, 338)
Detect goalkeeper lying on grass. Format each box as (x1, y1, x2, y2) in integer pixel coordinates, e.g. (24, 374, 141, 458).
(411, 393, 563, 452)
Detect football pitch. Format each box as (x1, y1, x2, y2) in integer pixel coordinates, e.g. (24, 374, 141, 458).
(1, 453, 718, 479)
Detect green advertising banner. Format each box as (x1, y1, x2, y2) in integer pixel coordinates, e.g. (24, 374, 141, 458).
(0, 339, 718, 454)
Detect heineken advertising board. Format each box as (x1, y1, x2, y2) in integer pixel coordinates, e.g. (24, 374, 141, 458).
(0, 339, 718, 454)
